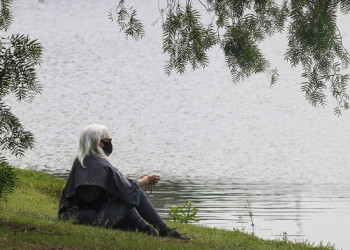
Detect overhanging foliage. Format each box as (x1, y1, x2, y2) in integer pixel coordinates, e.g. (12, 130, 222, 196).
(0, 0, 43, 202)
(112, 0, 350, 115)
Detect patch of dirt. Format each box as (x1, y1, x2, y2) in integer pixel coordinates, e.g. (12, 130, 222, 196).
(0, 220, 78, 250)
(0, 239, 78, 250)
(0, 220, 69, 236)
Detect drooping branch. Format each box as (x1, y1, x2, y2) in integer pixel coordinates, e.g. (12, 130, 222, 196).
(113, 0, 350, 115)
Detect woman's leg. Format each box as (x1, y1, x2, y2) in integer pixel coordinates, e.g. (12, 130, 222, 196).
(96, 198, 158, 235)
(59, 208, 98, 225)
(122, 208, 158, 235)
(135, 190, 190, 240)
(76, 210, 98, 225)
(96, 199, 132, 228)
(134, 189, 168, 233)
(90, 191, 188, 240)
(123, 207, 149, 230)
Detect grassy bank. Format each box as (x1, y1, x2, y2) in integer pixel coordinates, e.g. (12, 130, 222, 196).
(0, 169, 335, 250)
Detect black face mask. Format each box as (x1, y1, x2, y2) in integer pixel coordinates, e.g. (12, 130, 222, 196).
(101, 139, 113, 156)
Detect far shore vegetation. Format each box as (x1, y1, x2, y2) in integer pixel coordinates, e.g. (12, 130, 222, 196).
(0, 168, 336, 250)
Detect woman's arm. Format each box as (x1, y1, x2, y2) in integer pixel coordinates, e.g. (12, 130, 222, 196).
(137, 174, 160, 187)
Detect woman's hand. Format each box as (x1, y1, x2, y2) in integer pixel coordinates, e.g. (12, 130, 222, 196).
(146, 174, 160, 185)
(138, 174, 160, 187)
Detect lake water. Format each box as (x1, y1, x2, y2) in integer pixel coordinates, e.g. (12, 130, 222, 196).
(3, 1, 350, 249)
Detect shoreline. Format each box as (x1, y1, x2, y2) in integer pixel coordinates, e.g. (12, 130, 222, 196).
(0, 168, 336, 249)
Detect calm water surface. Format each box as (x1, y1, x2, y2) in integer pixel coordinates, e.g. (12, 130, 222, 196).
(3, 1, 350, 249)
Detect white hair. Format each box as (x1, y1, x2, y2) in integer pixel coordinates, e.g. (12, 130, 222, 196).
(77, 124, 110, 167)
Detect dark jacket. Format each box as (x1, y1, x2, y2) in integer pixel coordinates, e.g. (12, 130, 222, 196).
(58, 155, 140, 215)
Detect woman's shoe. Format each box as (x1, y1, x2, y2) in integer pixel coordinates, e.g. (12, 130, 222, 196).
(139, 225, 159, 236)
(160, 228, 190, 241)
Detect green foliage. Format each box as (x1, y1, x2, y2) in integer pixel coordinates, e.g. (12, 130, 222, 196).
(0, 34, 43, 101)
(220, 0, 288, 83)
(0, 0, 43, 202)
(0, 102, 35, 157)
(0, 157, 19, 203)
(114, 0, 350, 115)
(286, 0, 350, 115)
(0, 0, 13, 31)
(0, 2, 43, 156)
(168, 200, 199, 224)
(162, 2, 217, 75)
(109, 0, 145, 40)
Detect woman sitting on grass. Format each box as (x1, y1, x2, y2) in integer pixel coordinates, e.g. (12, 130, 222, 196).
(58, 124, 189, 240)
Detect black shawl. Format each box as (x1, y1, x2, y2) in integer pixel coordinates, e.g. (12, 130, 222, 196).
(58, 155, 140, 214)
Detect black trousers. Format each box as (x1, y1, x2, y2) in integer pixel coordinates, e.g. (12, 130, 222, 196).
(60, 189, 168, 232)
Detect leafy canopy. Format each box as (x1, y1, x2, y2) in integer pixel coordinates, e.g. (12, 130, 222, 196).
(111, 0, 350, 115)
(0, 0, 43, 202)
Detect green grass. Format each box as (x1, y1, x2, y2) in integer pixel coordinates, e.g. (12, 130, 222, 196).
(0, 168, 335, 250)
